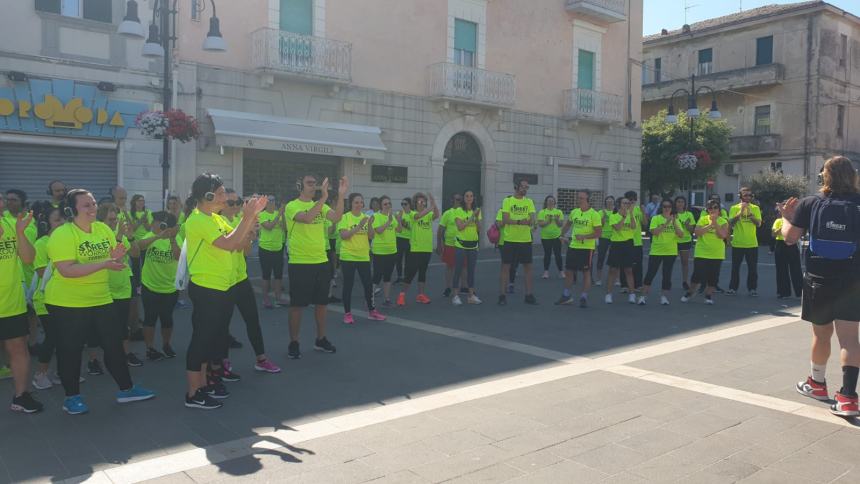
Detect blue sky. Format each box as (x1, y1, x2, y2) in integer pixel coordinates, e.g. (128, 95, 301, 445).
(644, 0, 859, 36)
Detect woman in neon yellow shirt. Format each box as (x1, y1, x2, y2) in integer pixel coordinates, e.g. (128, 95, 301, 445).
(771, 204, 802, 298)
(258, 196, 287, 308)
(594, 196, 615, 287)
(45, 189, 154, 415)
(452, 190, 483, 305)
(371, 196, 401, 307)
(639, 199, 684, 305)
(674, 196, 696, 291)
(396, 192, 439, 306)
(338, 193, 387, 324)
(137, 211, 181, 361)
(537, 195, 564, 280)
(31, 204, 64, 391)
(682, 200, 729, 305)
(604, 197, 638, 304)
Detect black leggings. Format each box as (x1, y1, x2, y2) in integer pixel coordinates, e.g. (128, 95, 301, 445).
(542, 238, 563, 272)
(37, 313, 56, 365)
(259, 247, 285, 281)
(774, 241, 803, 297)
(405, 252, 431, 284)
(187, 282, 234, 372)
(596, 238, 611, 270)
(395, 237, 410, 278)
(643, 255, 677, 291)
(621, 245, 644, 288)
(230, 278, 266, 357)
(373, 253, 397, 284)
(46, 303, 132, 396)
(730, 247, 759, 291)
(342, 261, 375, 313)
(142, 286, 178, 329)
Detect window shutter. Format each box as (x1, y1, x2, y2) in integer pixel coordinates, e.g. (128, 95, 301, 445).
(35, 0, 61, 14)
(454, 19, 478, 53)
(698, 48, 712, 63)
(280, 0, 313, 35)
(83, 0, 112, 22)
(577, 50, 595, 90)
(756, 36, 773, 65)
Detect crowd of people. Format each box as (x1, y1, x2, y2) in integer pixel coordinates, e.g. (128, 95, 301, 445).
(1, 156, 859, 416)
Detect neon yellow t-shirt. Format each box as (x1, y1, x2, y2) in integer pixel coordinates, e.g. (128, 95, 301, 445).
(0, 217, 26, 317)
(184, 211, 235, 291)
(676, 211, 695, 243)
(538, 209, 563, 240)
(372, 213, 398, 255)
(141, 235, 179, 294)
(409, 211, 434, 253)
(3, 212, 36, 286)
(694, 216, 728, 260)
(729, 203, 761, 248)
(609, 213, 635, 242)
(223, 214, 248, 283)
(338, 212, 371, 262)
(257, 210, 285, 251)
(128, 210, 153, 241)
(599, 209, 614, 239)
(439, 208, 459, 247)
(107, 235, 132, 300)
(285, 199, 330, 264)
(32, 236, 50, 316)
(632, 205, 644, 247)
(649, 215, 680, 256)
(397, 210, 413, 240)
(454, 208, 482, 249)
(772, 218, 785, 242)
(45, 221, 116, 308)
(501, 197, 535, 243)
(569, 208, 602, 250)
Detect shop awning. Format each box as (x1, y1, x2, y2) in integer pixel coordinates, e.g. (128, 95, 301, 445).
(207, 109, 387, 160)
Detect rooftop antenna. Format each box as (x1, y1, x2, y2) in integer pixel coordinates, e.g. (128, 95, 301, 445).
(684, 0, 698, 25)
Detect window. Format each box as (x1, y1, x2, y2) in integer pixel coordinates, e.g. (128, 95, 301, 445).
(754, 105, 771, 135)
(756, 36, 773, 66)
(577, 49, 595, 89)
(641, 60, 648, 85)
(454, 19, 477, 67)
(698, 48, 713, 75)
(837, 104, 845, 137)
(61, 0, 81, 17)
(191, 0, 200, 21)
(280, 0, 313, 35)
(840, 34, 848, 68)
(653, 57, 662, 83)
(770, 162, 783, 173)
(35, 0, 111, 22)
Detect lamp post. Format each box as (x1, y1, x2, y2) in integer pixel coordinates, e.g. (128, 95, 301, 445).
(117, 0, 226, 208)
(666, 74, 721, 202)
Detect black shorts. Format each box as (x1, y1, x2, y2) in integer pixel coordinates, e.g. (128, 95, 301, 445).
(691, 258, 722, 287)
(608, 240, 635, 269)
(259, 247, 285, 280)
(565, 248, 593, 271)
(0, 312, 29, 341)
(288, 263, 332, 307)
(677, 241, 693, 252)
(501, 242, 533, 265)
(802, 275, 860, 326)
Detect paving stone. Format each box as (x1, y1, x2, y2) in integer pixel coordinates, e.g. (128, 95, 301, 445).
(765, 449, 853, 482)
(491, 428, 577, 455)
(658, 410, 745, 438)
(616, 427, 696, 457)
(739, 468, 817, 484)
(506, 460, 608, 484)
(571, 443, 649, 474)
(357, 470, 432, 484)
(357, 441, 447, 475)
(696, 456, 762, 481)
(446, 463, 524, 484)
(628, 434, 748, 481)
(420, 429, 495, 456)
(803, 428, 860, 466)
(504, 448, 565, 473)
(470, 416, 547, 441)
(409, 444, 514, 482)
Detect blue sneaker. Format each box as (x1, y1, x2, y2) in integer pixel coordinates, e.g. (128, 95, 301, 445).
(116, 385, 156, 404)
(63, 395, 89, 415)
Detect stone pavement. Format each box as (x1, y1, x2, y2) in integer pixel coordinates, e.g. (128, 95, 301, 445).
(1, 247, 858, 483)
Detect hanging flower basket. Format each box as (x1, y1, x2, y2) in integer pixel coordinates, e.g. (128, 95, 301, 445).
(135, 109, 200, 143)
(677, 150, 713, 170)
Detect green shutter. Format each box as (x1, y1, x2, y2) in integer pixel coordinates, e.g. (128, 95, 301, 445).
(577, 50, 595, 90)
(698, 48, 712, 63)
(454, 19, 477, 53)
(35, 0, 60, 14)
(83, 0, 112, 22)
(280, 0, 313, 35)
(756, 36, 773, 65)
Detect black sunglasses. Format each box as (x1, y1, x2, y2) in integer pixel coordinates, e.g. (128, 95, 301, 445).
(226, 200, 241, 207)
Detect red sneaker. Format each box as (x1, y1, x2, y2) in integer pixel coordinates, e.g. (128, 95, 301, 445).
(796, 377, 829, 402)
(416, 294, 431, 304)
(830, 392, 860, 418)
(396, 292, 406, 307)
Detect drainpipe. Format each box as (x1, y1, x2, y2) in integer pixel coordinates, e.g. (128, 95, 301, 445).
(803, 16, 813, 179)
(625, 0, 633, 125)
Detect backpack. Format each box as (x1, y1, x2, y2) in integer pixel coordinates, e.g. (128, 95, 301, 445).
(808, 196, 860, 260)
(486, 223, 500, 245)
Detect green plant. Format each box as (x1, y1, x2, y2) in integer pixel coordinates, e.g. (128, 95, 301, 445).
(747, 171, 808, 212)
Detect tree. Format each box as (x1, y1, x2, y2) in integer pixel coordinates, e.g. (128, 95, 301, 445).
(747, 171, 808, 213)
(641, 110, 732, 196)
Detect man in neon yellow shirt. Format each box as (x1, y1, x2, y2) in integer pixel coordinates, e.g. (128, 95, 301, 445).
(727, 187, 762, 296)
(621, 190, 645, 290)
(557, 191, 601, 307)
(284, 175, 349, 359)
(438, 194, 466, 297)
(499, 179, 537, 305)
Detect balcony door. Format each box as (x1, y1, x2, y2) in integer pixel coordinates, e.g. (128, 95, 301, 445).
(453, 19, 477, 95)
(279, 0, 313, 70)
(577, 49, 596, 113)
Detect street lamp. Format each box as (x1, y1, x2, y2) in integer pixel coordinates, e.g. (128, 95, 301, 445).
(117, 0, 227, 207)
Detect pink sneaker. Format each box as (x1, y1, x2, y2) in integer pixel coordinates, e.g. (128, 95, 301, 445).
(368, 309, 387, 321)
(343, 312, 355, 325)
(254, 358, 281, 373)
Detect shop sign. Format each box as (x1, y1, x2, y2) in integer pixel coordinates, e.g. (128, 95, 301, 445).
(0, 78, 147, 140)
(371, 165, 408, 183)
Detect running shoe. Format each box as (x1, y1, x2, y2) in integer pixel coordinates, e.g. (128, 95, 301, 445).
(254, 358, 282, 373)
(163, 345, 177, 359)
(637, 296, 646, 305)
(468, 295, 482, 305)
(288, 341, 302, 359)
(127, 353, 143, 367)
(216, 366, 241, 382)
(559, 272, 566, 280)
(32, 372, 52, 390)
(796, 377, 829, 402)
(368, 309, 387, 321)
(628, 293, 637, 304)
(204, 380, 230, 399)
(604, 294, 613, 304)
(614, 281, 621, 287)
(498, 295, 507, 306)
(396, 292, 406, 307)
(579, 296, 588, 308)
(229, 336, 243, 349)
(0, 366, 11, 380)
(725, 289, 737, 295)
(452, 295, 463, 306)
(524, 294, 538, 305)
(830, 392, 860, 418)
(681, 292, 694, 303)
(87, 359, 104, 376)
(146, 348, 165, 362)
(660, 296, 670, 306)
(705, 297, 715, 305)
(506, 283, 515, 294)
(541, 271, 550, 279)
(416, 294, 431, 304)
(750, 290, 758, 297)
(185, 389, 223, 410)
(343, 312, 355, 325)
(328, 296, 342, 303)
(116, 385, 156, 403)
(11, 392, 44, 414)
(594, 280, 603, 287)
(63, 395, 89, 415)
(314, 337, 337, 354)
(442, 288, 452, 297)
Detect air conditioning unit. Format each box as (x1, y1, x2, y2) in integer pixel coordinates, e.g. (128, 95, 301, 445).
(724, 163, 741, 176)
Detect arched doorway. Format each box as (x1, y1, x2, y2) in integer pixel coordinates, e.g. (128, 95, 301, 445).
(442, 133, 483, 210)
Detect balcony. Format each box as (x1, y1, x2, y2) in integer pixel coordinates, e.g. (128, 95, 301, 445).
(563, 88, 623, 125)
(643, 63, 785, 102)
(565, 0, 627, 23)
(251, 28, 351, 84)
(730, 134, 782, 159)
(426, 63, 516, 109)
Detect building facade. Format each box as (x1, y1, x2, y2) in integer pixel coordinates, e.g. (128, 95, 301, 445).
(642, 1, 860, 206)
(2, 0, 643, 241)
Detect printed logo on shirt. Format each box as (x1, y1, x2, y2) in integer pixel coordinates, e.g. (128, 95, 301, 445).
(0, 239, 16, 259)
(509, 205, 530, 216)
(415, 217, 433, 229)
(147, 246, 175, 264)
(77, 239, 112, 260)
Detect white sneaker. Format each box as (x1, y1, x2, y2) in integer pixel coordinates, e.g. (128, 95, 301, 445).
(541, 271, 550, 279)
(594, 280, 603, 286)
(373, 286, 381, 295)
(605, 294, 613, 304)
(468, 294, 482, 305)
(637, 296, 646, 305)
(680, 295, 690, 303)
(452, 295, 463, 306)
(660, 296, 670, 306)
(559, 272, 566, 280)
(32, 372, 52, 390)
(628, 293, 637, 304)
(705, 297, 715, 305)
